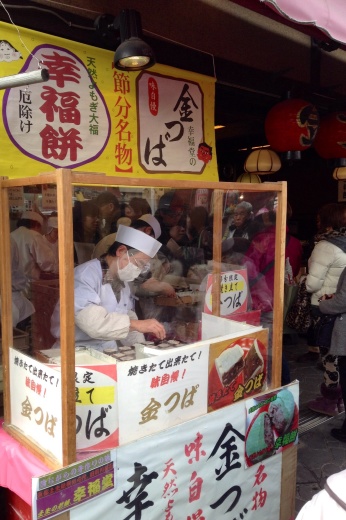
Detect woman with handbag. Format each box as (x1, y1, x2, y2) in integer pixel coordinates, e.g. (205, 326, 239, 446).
(318, 266, 346, 440)
(305, 203, 346, 416)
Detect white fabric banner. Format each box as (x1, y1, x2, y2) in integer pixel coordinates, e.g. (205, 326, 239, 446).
(67, 399, 282, 520)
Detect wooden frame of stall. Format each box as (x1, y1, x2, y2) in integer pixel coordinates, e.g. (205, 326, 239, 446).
(0, 170, 294, 519)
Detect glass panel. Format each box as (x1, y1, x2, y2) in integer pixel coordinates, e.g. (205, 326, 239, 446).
(3, 176, 284, 457)
(64, 184, 279, 387)
(5, 182, 63, 463)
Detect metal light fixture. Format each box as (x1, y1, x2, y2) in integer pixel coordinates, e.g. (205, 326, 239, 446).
(0, 68, 49, 90)
(95, 10, 155, 72)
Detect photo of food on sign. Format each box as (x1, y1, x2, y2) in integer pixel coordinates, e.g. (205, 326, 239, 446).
(207, 329, 268, 411)
(245, 384, 299, 468)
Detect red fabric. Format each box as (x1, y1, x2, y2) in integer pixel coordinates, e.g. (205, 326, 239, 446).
(286, 233, 303, 278)
(0, 420, 50, 505)
(246, 226, 302, 312)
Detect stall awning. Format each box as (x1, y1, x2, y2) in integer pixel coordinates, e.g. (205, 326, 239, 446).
(259, 0, 346, 45)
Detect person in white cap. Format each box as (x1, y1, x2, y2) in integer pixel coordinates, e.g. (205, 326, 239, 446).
(50, 224, 166, 351)
(91, 213, 160, 260)
(44, 216, 59, 259)
(92, 214, 176, 304)
(10, 211, 58, 295)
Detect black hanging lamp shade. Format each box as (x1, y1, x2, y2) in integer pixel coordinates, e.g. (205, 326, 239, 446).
(114, 10, 155, 71)
(94, 9, 155, 71)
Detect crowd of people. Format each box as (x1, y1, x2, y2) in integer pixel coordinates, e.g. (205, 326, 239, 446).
(7, 190, 346, 437)
(2, 190, 310, 383)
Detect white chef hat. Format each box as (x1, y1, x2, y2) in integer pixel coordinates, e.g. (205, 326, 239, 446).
(47, 216, 58, 230)
(21, 211, 43, 227)
(116, 224, 161, 258)
(137, 214, 161, 239)
(116, 216, 131, 228)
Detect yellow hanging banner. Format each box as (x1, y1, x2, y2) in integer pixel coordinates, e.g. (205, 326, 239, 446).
(0, 22, 218, 181)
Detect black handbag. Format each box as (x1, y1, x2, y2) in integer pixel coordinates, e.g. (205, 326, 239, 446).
(285, 279, 312, 333)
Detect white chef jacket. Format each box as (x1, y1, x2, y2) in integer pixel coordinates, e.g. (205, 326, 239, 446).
(0, 238, 35, 326)
(10, 237, 35, 326)
(11, 226, 58, 293)
(50, 258, 144, 350)
(43, 235, 59, 265)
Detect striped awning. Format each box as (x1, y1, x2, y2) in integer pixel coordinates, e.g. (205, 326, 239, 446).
(259, 0, 346, 45)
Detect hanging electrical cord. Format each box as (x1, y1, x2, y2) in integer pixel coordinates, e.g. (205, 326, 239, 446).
(1, 2, 96, 31)
(0, 0, 45, 66)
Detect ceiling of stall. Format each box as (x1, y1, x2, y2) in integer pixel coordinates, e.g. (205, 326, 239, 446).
(1, 0, 346, 150)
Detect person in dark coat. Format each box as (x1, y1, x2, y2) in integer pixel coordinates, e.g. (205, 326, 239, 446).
(318, 265, 346, 441)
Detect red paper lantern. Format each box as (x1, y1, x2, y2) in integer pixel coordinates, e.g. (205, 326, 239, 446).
(265, 99, 319, 156)
(314, 112, 346, 159)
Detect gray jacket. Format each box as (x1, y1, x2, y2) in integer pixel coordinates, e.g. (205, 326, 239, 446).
(320, 266, 346, 356)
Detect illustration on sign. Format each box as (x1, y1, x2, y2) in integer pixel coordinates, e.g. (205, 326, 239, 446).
(245, 383, 299, 467)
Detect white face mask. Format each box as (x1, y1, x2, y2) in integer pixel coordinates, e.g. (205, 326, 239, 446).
(117, 252, 142, 282)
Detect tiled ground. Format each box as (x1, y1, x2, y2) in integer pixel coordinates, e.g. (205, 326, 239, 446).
(283, 334, 346, 517)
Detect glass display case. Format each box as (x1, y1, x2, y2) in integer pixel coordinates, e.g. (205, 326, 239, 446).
(0, 169, 287, 468)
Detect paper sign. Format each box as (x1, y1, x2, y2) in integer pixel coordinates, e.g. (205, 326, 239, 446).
(204, 269, 249, 316)
(8, 186, 24, 207)
(32, 451, 115, 520)
(9, 348, 63, 463)
(117, 344, 209, 443)
(42, 348, 118, 452)
(42, 184, 57, 210)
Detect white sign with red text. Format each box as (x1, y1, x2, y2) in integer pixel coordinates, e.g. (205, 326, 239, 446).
(3, 45, 110, 169)
(137, 71, 207, 173)
(9, 348, 63, 463)
(66, 397, 283, 520)
(117, 344, 210, 443)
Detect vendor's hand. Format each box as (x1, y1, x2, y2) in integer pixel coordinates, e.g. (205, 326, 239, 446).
(166, 238, 182, 257)
(130, 318, 166, 340)
(158, 282, 176, 297)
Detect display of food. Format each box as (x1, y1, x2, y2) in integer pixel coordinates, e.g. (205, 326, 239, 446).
(268, 388, 295, 435)
(214, 344, 244, 387)
(154, 289, 203, 306)
(246, 411, 275, 463)
(103, 338, 187, 361)
(243, 339, 264, 383)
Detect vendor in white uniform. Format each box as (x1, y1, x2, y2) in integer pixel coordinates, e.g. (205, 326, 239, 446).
(5, 237, 35, 328)
(11, 210, 58, 295)
(50, 224, 166, 351)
